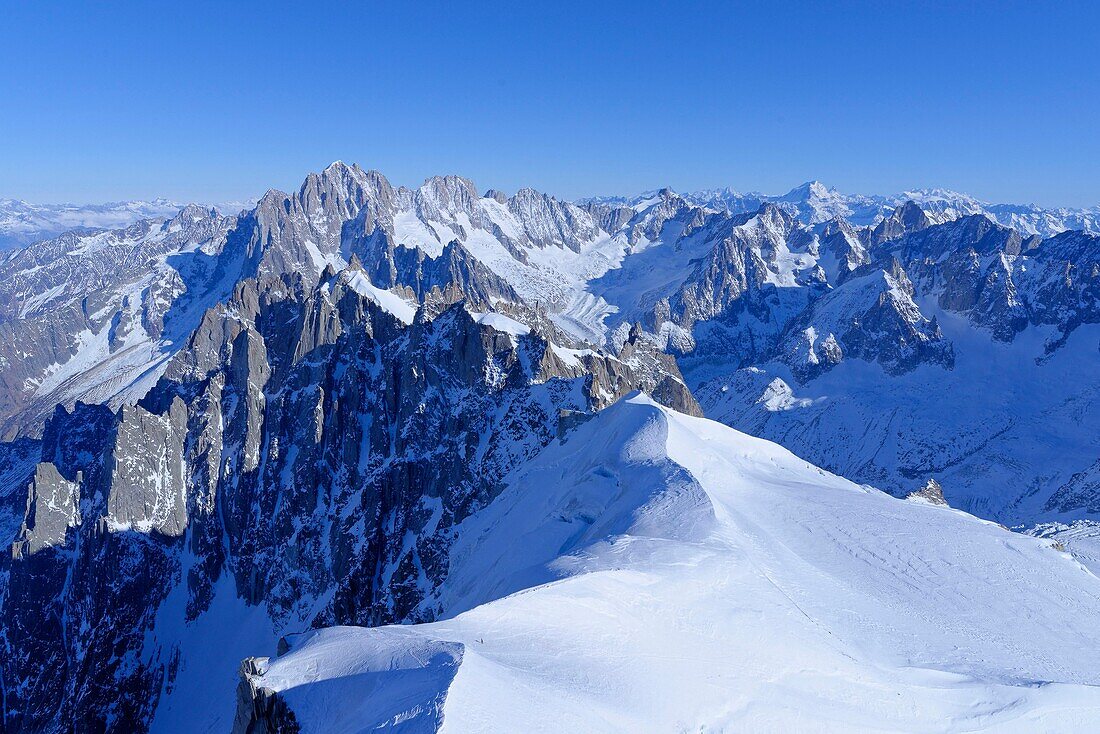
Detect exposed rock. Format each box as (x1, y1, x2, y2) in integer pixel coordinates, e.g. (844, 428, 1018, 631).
(907, 478, 948, 506)
(1045, 461, 1100, 515)
(105, 396, 189, 536)
(779, 259, 954, 381)
(232, 658, 300, 734)
(12, 463, 81, 556)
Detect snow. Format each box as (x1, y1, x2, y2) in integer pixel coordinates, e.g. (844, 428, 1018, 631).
(479, 198, 525, 242)
(694, 307, 1100, 525)
(1032, 520, 1100, 577)
(392, 208, 448, 257)
(584, 226, 714, 328)
(344, 271, 417, 324)
(757, 376, 817, 411)
(469, 311, 531, 338)
(302, 239, 346, 273)
(17, 282, 67, 317)
(548, 343, 595, 368)
(249, 395, 1100, 732)
(31, 296, 174, 416)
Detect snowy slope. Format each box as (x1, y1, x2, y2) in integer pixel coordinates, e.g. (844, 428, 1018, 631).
(243, 395, 1100, 733)
(693, 317, 1100, 525)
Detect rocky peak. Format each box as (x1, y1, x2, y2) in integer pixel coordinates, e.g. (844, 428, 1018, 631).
(907, 478, 948, 506)
(174, 202, 219, 225)
(816, 217, 870, 280)
(417, 175, 480, 217)
(507, 187, 600, 251)
(869, 200, 936, 247)
(885, 257, 916, 298)
(296, 164, 393, 245)
(778, 257, 953, 381)
(620, 188, 700, 244)
(753, 200, 796, 230)
(484, 189, 509, 204)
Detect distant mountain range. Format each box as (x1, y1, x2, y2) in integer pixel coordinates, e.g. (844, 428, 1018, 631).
(0, 197, 256, 250)
(584, 180, 1100, 237)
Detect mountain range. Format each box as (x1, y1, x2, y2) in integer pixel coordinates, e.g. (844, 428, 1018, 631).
(0, 162, 1097, 732)
(5, 179, 1098, 253)
(0, 198, 256, 251)
(588, 179, 1100, 236)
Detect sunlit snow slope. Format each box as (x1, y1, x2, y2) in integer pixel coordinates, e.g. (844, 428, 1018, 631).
(246, 394, 1100, 732)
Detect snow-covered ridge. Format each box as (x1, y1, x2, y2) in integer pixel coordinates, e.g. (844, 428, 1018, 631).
(243, 394, 1100, 733)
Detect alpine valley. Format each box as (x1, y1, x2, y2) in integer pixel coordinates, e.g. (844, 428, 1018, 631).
(1, 163, 1098, 732)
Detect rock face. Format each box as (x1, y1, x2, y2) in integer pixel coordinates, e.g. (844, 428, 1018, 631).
(779, 259, 954, 381)
(357, 239, 521, 310)
(0, 258, 693, 731)
(232, 657, 301, 734)
(1046, 461, 1100, 515)
(13, 463, 81, 556)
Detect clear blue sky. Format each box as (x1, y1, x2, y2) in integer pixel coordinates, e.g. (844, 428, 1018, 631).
(2, 1, 1098, 207)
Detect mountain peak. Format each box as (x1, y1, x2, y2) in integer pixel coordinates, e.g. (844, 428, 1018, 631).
(323, 160, 353, 174)
(782, 180, 832, 201)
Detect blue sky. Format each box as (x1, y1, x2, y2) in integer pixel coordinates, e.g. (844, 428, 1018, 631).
(1, 1, 1098, 207)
